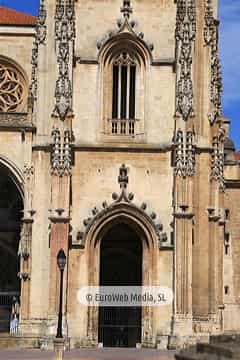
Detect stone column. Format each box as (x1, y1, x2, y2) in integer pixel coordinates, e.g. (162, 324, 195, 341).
(207, 133, 225, 332)
(19, 164, 35, 323)
(49, 210, 70, 316)
(174, 178, 194, 334)
(172, 130, 195, 339)
(172, 0, 197, 344)
(48, 142, 72, 337)
(53, 337, 65, 360)
(19, 217, 34, 320)
(46, 0, 75, 340)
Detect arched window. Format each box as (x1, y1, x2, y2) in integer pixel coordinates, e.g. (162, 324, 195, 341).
(99, 35, 150, 140)
(112, 52, 136, 126)
(97, 1, 153, 142)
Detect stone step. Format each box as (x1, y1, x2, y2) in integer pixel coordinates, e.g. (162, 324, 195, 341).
(175, 349, 218, 360)
(0, 307, 10, 332)
(210, 334, 240, 344)
(197, 342, 240, 358)
(176, 341, 240, 360)
(0, 335, 40, 349)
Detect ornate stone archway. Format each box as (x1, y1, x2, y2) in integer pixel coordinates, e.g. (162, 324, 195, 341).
(85, 208, 156, 347)
(0, 156, 24, 199)
(0, 157, 34, 327)
(73, 164, 172, 347)
(0, 159, 24, 332)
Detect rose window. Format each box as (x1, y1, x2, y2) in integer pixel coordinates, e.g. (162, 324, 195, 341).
(0, 62, 25, 112)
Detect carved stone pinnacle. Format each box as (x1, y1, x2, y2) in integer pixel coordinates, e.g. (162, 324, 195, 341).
(121, 0, 132, 19)
(118, 164, 128, 190)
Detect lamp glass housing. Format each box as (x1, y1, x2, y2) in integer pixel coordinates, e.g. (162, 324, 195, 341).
(57, 249, 66, 271)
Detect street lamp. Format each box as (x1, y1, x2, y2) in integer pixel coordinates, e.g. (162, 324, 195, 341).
(56, 249, 66, 338)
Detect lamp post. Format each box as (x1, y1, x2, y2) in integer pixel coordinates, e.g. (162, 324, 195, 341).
(56, 249, 66, 338)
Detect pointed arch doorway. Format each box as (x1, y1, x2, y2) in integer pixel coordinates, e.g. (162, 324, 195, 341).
(98, 222, 142, 347)
(84, 165, 165, 347)
(0, 163, 23, 332)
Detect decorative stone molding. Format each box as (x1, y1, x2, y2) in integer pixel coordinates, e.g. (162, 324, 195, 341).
(174, 211, 194, 219)
(204, 0, 222, 125)
(36, 0, 47, 45)
(0, 112, 34, 130)
(207, 207, 226, 226)
(204, 0, 215, 45)
(207, 207, 220, 222)
(29, 0, 47, 108)
(175, 0, 196, 121)
(23, 165, 34, 183)
(52, 0, 75, 120)
(121, 0, 132, 19)
(113, 52, 136, 66)
(18, 210, 35, 301)
(74, 164, 170, 250)
(210, 135, 225, 191)
(174, 129, 195, 177)
(96, 0, 154, 56)
(48, 208, 71, 223)
(193, 316, 212, 333)
(23, 165, 35, 218)
(51, 128, 72, 177)
(18, 272, 31, 281)
(18, 217, 34, 261)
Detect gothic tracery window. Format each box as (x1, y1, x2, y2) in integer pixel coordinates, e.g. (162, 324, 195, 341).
(0, 60, 26, 113)
(100, 40, 148, 139)
(110, 51, 138, 136)
(112, 52, 136, 123)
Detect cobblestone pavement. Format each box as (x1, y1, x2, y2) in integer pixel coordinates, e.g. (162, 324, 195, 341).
(0, 348, 176, 360)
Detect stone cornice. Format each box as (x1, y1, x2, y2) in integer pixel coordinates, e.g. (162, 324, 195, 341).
(49, 209, 71, 223)
(0, 26, 35, 35)
(0, 112, 35, 132)
(224, 160, 240, 166)
(49, 216, 71, 224)
(73, 143, 172, 152)
(174, 212, 194, 219)
(225, 179, 240, 189)
(74, 56, 176, 67)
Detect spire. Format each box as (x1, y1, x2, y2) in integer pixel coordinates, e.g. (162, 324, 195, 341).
(121, 0, 132, 19)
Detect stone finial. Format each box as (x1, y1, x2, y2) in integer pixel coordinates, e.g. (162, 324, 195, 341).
(118, 164, 128, 189)
(121, 0, 132, 19)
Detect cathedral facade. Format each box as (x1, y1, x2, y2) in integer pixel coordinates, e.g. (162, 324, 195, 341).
(0, 0, 240, 350)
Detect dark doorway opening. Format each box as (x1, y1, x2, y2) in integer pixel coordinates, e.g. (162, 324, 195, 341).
(0, 166, 23, 332)
(98, 223, 142, 347)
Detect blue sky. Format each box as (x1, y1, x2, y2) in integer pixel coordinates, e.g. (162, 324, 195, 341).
(0, 0, 39, 16)
(219, 1, 240, 150)
(0, 0, 239, 149)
